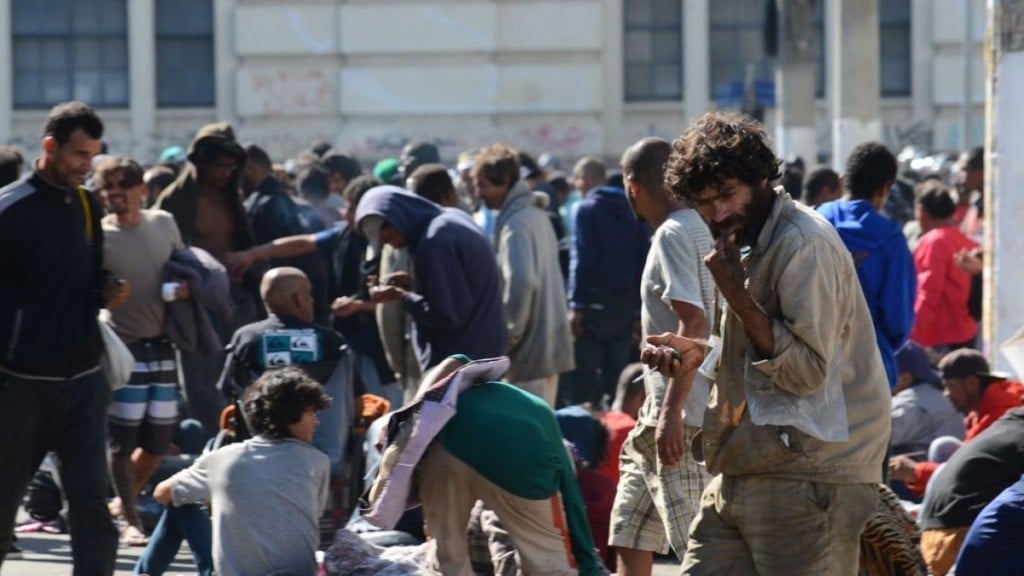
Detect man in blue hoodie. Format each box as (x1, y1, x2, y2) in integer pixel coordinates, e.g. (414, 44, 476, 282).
(817, 142, 916, 389)
(356, 186, 508, 372)
(568, 157, 650, 408)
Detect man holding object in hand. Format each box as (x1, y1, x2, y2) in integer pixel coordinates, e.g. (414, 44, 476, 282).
(644, 111, 891, 576)
(609, 138, 714, 575)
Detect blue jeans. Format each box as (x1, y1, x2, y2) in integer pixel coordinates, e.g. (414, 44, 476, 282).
(0, 370, 118, 575)
(134, 503, 213, 576)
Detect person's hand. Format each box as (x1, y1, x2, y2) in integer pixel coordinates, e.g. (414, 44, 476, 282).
(570, 310, 585, 338)
(641, 333, 705, 382)
(888, 455, 919, 483)
(332, 296, 371, 318)
(174, 280, 190, 301)
(656, 409, 686, 466)
(370, 285, 406, 304)
(704, 230, 746, 299)
(383, 272, 413, 291)
(222, 250, 256, 279)
(103, 278, 131, 308)
(954, 248, 983, 276)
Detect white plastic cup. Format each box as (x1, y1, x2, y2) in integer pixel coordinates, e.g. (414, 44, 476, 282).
(161, 282, 180, 302)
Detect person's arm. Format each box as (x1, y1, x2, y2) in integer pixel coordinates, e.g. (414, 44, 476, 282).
(497, 224, 539, 350)
(907, 460, 940, 496)
(714, 234, 847, 396)
(655, 300, 707, 465)
(910, 238, 948, 347)
(704, 231, 775, 361)
(156, 451, 213, 506)
(221, 230, 324, 278)
(654, 225, 710, 464)
(879, 234, 917, 352)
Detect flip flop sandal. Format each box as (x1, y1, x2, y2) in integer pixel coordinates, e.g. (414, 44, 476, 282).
(120, 525, 149, 547)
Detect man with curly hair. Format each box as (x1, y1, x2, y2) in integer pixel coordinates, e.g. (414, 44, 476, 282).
(154, 367, 331, 576)
(645, 111, 891, 575)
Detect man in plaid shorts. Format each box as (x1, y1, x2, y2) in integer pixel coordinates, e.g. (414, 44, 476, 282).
(610, 138, 715, 573)
(99, 156, 188, 546)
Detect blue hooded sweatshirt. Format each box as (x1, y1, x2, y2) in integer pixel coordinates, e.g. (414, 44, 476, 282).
(355, 186, 508, 371)
(817, 199, 916, 388)
(568, 186, 650, 311)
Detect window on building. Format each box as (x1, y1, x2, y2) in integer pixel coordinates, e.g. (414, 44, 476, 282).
(815, 0, 911, 98)
(156, 0, 214, 107)
(12, 0, 129, 109)
(880, 0, 911, 96)
(709, 0, 775, 103)
(624, 0, 683, 102)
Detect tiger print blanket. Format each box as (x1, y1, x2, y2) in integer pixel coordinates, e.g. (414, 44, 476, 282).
(859, 484, 927, 576)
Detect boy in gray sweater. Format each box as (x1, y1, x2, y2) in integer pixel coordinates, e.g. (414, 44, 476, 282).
(154, 367, 332, 576)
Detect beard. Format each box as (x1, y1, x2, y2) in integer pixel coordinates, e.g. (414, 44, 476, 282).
(707, 187, 775, 247)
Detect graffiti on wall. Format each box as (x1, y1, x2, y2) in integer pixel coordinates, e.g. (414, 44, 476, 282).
(242, 68, 336, 116)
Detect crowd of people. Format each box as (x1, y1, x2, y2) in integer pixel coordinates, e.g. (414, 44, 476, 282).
(0, 100, 1021, 576)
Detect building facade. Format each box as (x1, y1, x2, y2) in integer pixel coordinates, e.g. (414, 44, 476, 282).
(0, 0, 986, 165)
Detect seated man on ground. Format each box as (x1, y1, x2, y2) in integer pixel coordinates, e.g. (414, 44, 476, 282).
(218, 266, 355, 472)
(916, 408, 1024, 576)
(154, 367, 332, 576)
(890, 348, 1023, 496)
(890, 341, 965, 456)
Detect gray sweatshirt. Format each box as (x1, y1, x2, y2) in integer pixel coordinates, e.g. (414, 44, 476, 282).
(171, 435, 330, 576)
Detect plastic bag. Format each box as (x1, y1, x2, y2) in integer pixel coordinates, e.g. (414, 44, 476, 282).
(743, 350, 849, 442)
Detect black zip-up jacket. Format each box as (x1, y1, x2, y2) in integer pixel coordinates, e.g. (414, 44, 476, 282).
(0, 171, 110, 379)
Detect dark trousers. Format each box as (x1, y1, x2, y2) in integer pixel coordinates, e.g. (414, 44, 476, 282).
(0, 370, 118, 575)
(571, 296, 636, 407)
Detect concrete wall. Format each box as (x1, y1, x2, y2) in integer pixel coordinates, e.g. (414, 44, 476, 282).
(0, 0, 989, 164)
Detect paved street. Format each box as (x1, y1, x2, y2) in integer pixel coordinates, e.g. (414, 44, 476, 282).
(4, 529, 193, 575)
(4, 527, 681, 575)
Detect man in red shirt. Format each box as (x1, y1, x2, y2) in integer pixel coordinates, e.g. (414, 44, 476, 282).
(890, 349, 1024, 495)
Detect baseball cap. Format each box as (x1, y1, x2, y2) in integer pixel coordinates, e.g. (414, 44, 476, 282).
(938, 348, 1010, 382)
(158, 145, 186, 166)
(360, 215, 385, 262)
(896, 341, 940, 386)
(373, 158, 400, 183)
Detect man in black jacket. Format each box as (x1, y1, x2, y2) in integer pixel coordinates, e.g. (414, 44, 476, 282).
(242, 143, 325, 322)
(0, 101, 128, 574)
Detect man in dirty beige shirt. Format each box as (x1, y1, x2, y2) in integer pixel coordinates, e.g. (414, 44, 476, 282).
(642, 111, 891, 575)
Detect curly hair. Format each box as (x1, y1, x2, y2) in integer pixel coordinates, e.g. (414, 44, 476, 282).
(664, 111, 782, 202)
(471, 143, 520, 187)
(242, 367, 331, 439)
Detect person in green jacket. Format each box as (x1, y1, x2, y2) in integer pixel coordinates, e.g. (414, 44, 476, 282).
(414, 357, 603, 576)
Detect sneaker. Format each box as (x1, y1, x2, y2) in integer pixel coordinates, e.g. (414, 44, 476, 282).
(7, 541, 23, 559)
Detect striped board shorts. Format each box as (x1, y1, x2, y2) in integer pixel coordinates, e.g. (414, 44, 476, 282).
(108, 338, 179, 456)
(609, 423, 708, 560)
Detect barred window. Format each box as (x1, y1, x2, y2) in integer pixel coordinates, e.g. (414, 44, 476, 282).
(156, 0, 215, 107)
(624, 0, 683, 102)
(12, 0, 129, 109)
(709, 0, 776, 103)
(815, 0, 912, 98)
